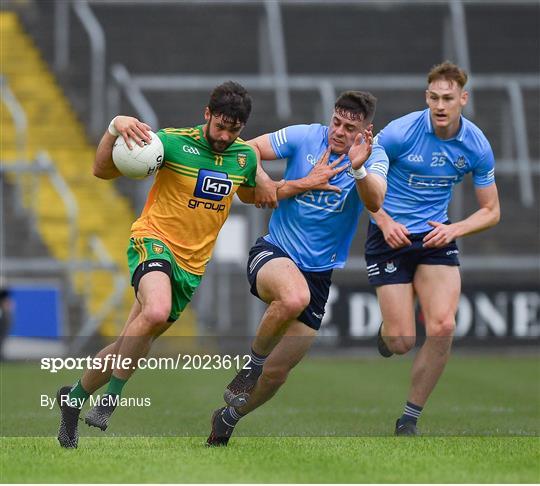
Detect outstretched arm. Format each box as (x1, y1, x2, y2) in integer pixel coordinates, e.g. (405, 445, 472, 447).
(275, 148, 347, 199)
(248, 133, 348, 206)
(236, 150, 346, 203)
(93, 116, 152, 179)
(423, 184, 500, 248)
(236, 147, 348, 204)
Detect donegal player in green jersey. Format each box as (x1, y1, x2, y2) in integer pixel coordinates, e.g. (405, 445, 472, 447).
(56, 82, 348, 448)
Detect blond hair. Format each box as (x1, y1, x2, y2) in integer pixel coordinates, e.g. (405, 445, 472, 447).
(427, 61, 468, 88)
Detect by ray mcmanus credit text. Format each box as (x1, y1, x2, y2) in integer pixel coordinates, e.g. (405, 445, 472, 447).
(41, 393, 152, 409)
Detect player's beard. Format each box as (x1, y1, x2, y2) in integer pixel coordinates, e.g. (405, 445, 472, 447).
(207, 134, 232, 153)
(205, 123, 234, 153)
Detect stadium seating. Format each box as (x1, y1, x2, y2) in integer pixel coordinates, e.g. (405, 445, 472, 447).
(2, 10, 199, 338)
(1, 12, 201, 337)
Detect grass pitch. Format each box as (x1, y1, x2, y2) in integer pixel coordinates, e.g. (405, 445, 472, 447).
(2, 436, 538, 483)
(1, 353, 539, 482)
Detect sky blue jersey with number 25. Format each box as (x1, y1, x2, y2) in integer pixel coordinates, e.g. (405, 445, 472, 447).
(372, 109, 496, 233)
(264, 124, 389, 272)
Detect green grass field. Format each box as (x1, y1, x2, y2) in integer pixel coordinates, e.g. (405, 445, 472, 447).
(1, 354, 539, 482)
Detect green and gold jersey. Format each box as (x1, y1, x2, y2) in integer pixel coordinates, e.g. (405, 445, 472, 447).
(130, 125, 257, 275)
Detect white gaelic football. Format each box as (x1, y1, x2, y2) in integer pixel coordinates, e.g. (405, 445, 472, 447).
(112, 131, 164, 179)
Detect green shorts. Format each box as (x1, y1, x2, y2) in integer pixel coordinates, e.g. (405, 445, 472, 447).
(127, 237, 202, 322)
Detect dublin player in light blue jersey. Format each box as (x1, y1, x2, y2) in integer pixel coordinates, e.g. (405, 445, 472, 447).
(367, 62, 500, 436)
(207, 92, 388, 446)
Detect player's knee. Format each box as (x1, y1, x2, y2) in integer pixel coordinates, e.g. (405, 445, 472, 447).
(386, 336, 415, 355)
(140, 303, 171, 329)
(279, 291, 310, 319)
(429, 318, 455, 337)
(260, 365, 289, 388)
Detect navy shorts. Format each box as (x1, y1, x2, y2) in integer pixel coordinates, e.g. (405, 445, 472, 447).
(246, 237, 332, 331)
(365, 222, 460, 286)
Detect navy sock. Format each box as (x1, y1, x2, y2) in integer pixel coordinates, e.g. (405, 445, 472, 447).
(222, 406, 244, 427)
(247, 347, 268, 376)
(399, 401, 423, 425)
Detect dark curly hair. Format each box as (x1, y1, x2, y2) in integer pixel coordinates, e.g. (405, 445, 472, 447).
(207, 81, 252, 125)
(334, 91, 377, 124)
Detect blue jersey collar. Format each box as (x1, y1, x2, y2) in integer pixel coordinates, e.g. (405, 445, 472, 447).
(323, 125, 330, 148)
(424, 108, 466, 142)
